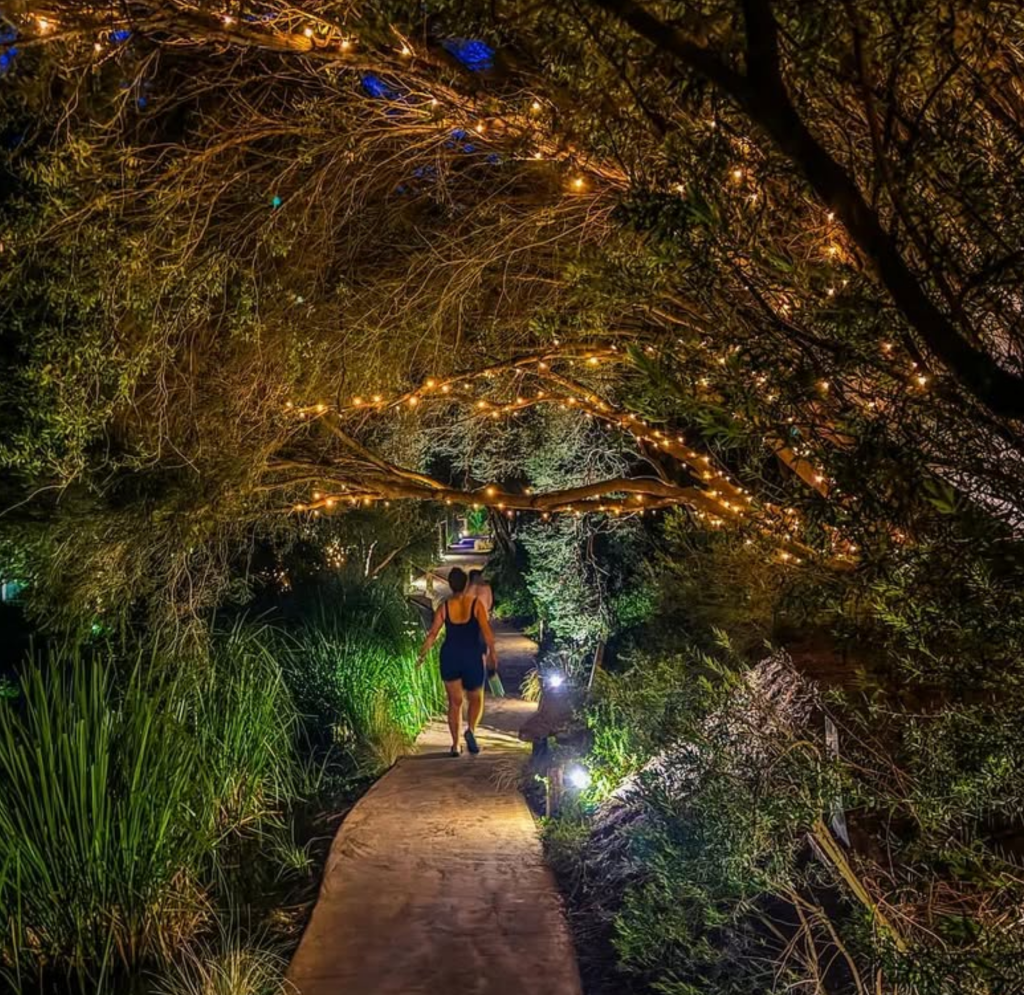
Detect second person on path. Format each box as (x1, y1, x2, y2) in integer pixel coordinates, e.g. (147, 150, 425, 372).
(417, 567, 498, 756)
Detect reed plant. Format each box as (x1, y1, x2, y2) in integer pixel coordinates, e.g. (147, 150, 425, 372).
(283, 580, 444, 766)
(0, 650, 212, 984)
(0, 628, 302, 986)
(183, 624, 302, 835)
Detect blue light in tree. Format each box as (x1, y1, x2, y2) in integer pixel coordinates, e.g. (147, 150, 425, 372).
(442, 38, 494, 72)
(271, 195, 283, 208)
(110, 29, 131, 43)
(0, 28, 18, 75)
(361, 73, 398, 100)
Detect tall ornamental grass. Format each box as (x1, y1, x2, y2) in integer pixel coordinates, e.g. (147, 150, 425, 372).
(0, 652, 211, 981)
(184, 624, 302, 834)
(283, 581, 444, 764)
(0, 630, 301, 984)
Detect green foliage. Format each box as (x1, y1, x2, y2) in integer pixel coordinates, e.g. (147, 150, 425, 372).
(280, 577, 443, 767)
(0, 632, 301, 984)
(553, 616, 1024, 994)
(185, 625, 302, 834)
(518, 516, 652, 648)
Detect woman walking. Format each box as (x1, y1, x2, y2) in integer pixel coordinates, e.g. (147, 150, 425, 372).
(417, 567, 498, 756)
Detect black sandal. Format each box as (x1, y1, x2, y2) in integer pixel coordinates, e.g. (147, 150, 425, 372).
(465, 728, 480, 754)
(449, 745, 462, 757)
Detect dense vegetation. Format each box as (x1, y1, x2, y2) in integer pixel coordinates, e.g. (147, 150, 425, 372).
(0, 574, 442, 993)
(3, 1, 1024, 993)
(529, 522, 1024, 995)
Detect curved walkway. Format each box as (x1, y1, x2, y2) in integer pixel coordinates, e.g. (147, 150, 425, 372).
(287, 597, 582, 994)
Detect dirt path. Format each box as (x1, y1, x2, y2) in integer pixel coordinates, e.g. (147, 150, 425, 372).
(287, 605, 582, 995)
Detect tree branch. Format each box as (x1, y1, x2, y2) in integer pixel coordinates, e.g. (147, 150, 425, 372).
(590, 0, 1024, 421)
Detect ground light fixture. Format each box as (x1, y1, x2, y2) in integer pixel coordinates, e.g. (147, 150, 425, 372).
(545, 670, 565, 689)
(566, 764, 591, 790)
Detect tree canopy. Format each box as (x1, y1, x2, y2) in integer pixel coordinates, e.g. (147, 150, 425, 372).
(3, 0, 1024, 620)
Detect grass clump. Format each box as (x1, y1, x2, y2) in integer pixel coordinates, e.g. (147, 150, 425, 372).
(282, 579, 444, 768)
(154, 936, 294, 995)
(0, 630, 302, 988)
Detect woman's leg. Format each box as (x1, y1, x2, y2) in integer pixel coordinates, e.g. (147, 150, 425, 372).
(465, 686, 484, 732)
(444, 679, 463, 748)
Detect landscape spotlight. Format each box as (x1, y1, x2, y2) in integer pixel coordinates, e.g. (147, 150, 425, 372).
(566, 764, 591, 790)
(546, 671, 565, 689)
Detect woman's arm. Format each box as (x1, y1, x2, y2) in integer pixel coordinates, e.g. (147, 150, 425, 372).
(476, 600, 498, 668)
(416, 606, 445, 667)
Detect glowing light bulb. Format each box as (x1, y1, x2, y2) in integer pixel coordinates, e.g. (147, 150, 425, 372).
(570, 176, 585, 191)
(731, 168, 743, 181)
(303, 26, 314, 38)
(340, 38, 352, 50)
(546, 672, 565, 689)
(566, 765, 591, 790)
(530, 100, 541, 112)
